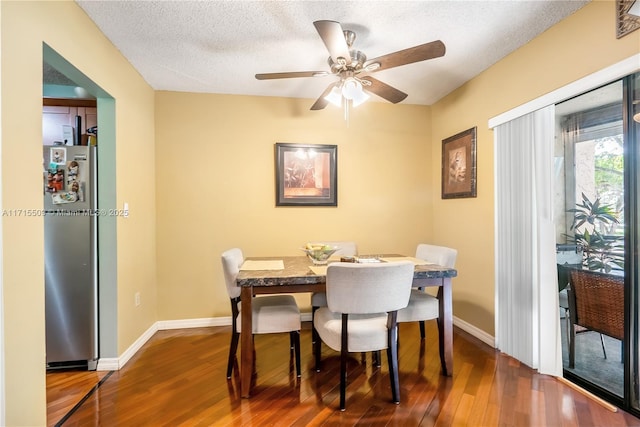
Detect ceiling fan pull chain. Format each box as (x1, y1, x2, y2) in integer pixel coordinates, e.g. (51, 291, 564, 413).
(344, 99, 350, 127)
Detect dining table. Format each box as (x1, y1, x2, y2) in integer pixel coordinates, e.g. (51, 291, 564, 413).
(235, 254, 458, 398)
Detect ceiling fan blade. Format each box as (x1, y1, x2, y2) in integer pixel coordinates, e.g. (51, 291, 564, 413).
(310, 82, 338, 111)
(365, 40, 445, 72)
(255, 71, 329, 80)
(313, 20, 352, 64)
(361, 77, 408, 104)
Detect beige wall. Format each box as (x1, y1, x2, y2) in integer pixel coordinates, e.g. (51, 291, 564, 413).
(430, 0, 640, 334)
(1, 1, 156, 425)
(154, 92, 433, 319)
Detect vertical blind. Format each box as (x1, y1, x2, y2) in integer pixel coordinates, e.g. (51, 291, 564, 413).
(494, 105, 563, 376)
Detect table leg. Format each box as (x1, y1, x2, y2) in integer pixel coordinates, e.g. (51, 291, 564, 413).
(437, 277, 453, 376)
(240, 286, 253, 397)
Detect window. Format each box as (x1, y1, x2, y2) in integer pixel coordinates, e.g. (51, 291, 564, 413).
(557, 82, 624, 272)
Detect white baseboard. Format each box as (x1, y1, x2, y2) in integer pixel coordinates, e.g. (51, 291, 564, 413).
(157, 316, 232, 329)
(96, 322, 158, 371)
(97, 313, 494, 371)
(453, 315, 495, 348)
(157, 313, 313, 329)
(96, 316, 237, 370)
(96, 358, 119, 371)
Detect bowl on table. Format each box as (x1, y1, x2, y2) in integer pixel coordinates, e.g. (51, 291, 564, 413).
(301, 244, 338, 265)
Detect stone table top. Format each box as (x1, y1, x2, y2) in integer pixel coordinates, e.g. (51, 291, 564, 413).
(236, 255, 457, 287)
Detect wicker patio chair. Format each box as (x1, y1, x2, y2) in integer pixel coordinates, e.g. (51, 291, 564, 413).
(567, 268, 624, 369)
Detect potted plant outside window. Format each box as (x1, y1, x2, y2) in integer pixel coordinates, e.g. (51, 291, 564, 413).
(567, 193, 623, 273)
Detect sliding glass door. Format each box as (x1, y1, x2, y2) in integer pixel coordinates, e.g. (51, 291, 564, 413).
(628, 71, 640, 414)
(554, 72, 640, 415)
(555, 80, 625, 399)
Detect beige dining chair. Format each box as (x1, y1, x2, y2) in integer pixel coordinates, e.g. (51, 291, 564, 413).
(221, 248, 302, 379)
(310, 241, 358, 349)
(397, 244, 457, 339)
(313, 261, 414, 411)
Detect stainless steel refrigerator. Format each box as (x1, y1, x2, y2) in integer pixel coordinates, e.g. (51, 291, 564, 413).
(44, 145, 98, 370)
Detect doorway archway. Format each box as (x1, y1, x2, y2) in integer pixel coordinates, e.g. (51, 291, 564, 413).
(43, 44, 118, 365)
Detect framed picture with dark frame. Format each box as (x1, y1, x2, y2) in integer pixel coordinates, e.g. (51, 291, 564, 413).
(441, 127, 477, 199)
(275, 143, 337, 206)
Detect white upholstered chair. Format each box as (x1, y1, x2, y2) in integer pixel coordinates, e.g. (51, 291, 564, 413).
(313, 261, 413, 411)
(221, 248, 302, 379)
(310, 241, 358, 347)
(397, 244, 457, 339)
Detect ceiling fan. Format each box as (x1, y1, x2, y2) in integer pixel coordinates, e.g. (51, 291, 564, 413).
(255, 20, 446, 111)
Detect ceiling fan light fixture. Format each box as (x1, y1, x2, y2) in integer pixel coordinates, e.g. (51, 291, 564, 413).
(341, 77, 361, 100)
(324, 86, 343, 107)
(341, 77, 369, 107)
(351, 88, 369, 107)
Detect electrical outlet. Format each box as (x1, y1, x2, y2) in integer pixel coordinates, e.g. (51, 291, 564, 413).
(135, 292, 141, 307)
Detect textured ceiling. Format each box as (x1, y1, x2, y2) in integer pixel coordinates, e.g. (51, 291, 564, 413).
(71, 0, 590, 106)
(43, 62, 77, 86)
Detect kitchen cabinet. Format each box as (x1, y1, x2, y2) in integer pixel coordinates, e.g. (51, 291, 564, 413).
(43, 99, 97, 146)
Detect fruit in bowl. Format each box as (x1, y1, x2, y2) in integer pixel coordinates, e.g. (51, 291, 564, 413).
(302, 243, 338, 265)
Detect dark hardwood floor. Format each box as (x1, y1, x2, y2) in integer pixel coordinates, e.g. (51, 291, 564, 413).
(47, 321, 640, 426)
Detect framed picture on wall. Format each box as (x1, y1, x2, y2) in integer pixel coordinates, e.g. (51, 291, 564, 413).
(275, 143, 337, 206)
(441, 127, 477, 199)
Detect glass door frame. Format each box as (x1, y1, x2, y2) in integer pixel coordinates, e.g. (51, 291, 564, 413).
(561, 72, 640, 417)
(625, 71, 640, 416)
